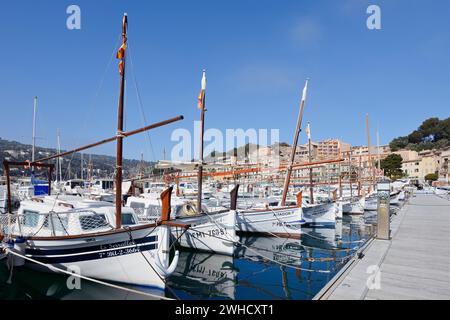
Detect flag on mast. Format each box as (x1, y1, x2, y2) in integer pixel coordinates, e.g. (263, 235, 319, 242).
(116, 43, 127, 74)
(301, 79, 308, 102)
(306, 122, 311, 140)
(197, 70, 206, 109)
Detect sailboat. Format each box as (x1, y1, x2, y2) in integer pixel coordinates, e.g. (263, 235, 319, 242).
(234, 81, 313, 238)
(126, 70, 237, 256)
(298, 122, 339, 226)
(0, 14, 186, 291)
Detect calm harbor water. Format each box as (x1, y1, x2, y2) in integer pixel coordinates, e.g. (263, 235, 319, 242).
(0, 214, 378, 300)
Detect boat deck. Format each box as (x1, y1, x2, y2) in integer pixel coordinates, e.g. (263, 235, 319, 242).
(315, 192, 450, 300)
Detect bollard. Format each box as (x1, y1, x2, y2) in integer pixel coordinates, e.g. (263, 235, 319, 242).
(377, 180, 391, 240)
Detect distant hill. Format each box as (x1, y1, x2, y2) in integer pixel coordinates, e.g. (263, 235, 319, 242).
(0, 138, 154, 179)
(389, 117, 450, 152)
(205, 142, 290, 162)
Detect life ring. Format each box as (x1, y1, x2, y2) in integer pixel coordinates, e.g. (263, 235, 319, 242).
(23, 160, 31, 169)
(182, 202, 199, 216)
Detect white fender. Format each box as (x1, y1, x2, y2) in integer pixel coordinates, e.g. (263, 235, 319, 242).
(165, 250, 179, 275)
(152, 248, 179, 278)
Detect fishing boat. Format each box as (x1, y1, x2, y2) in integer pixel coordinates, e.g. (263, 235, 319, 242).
(60, 179, 86, 195)
(235, 205, 304, 238)
(126, 190, 237, 256)
(302, 201, 338, 227)
(435, 186, 450, 195)
(0, 14, 186, 290)
(125, 70, 237, 256)
(235, 80, 312, 238)
(364, 195, 378, 211)
(341, 196, 365, 215)
(2, 194, 179, 289)
(390, 190, 406, 206)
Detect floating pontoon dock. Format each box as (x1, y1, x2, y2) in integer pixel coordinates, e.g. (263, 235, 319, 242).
(315, 192, 450, 300)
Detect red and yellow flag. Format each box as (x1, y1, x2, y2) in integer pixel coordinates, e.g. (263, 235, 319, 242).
(197, 89, 205, 109)
(116, 43, 126, 74)
(117, 43, 126, 59)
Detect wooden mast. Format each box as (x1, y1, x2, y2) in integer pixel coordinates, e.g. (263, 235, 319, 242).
(32, 96, 37, 163)
(348, 151, 353, 198)
(307, 123, 314, 204)
(281, 79, 308, 206)
(358, 154, 362, 196)
(196, 70, 206, 213)
(366, 113, 374, 191)
(115, 13, 128, 229)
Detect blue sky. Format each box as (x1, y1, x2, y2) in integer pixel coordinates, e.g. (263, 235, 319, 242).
(1, 0, 449, 161)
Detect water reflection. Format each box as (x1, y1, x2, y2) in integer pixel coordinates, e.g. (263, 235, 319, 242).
(0, 262, 163, 300)
(168, 251, 238, 300)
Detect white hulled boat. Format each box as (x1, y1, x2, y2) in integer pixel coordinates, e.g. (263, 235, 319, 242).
(126, 191, 237, 256)
(1, 194, 178, 290)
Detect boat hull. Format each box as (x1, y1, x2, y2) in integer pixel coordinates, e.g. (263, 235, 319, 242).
(236, 207, 304, 238)
(342, 198, 365, 215)
(14, 225, 176, 290)
(302, 203, 337, 228)
(364, 197, 378, 211)
(171, 210, 237, 256)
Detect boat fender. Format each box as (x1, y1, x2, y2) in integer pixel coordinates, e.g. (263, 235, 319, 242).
(153, 249, 179, 277)
(13, 237, 26, 267)
(165, 250, 179, 275)
(182, 202, 198, 216)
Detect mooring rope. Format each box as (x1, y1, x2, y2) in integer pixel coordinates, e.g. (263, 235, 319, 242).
(3, 247, 175, 300)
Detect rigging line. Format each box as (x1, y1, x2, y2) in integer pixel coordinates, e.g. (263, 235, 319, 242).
(4, 248, 173, 300)
(60, 34, 122, 181)
(127, 44, 156, 163)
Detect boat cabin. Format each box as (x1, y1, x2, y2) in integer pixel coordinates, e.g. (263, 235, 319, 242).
(126, 193, 209, 222)
(10, 195, 139, 237)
